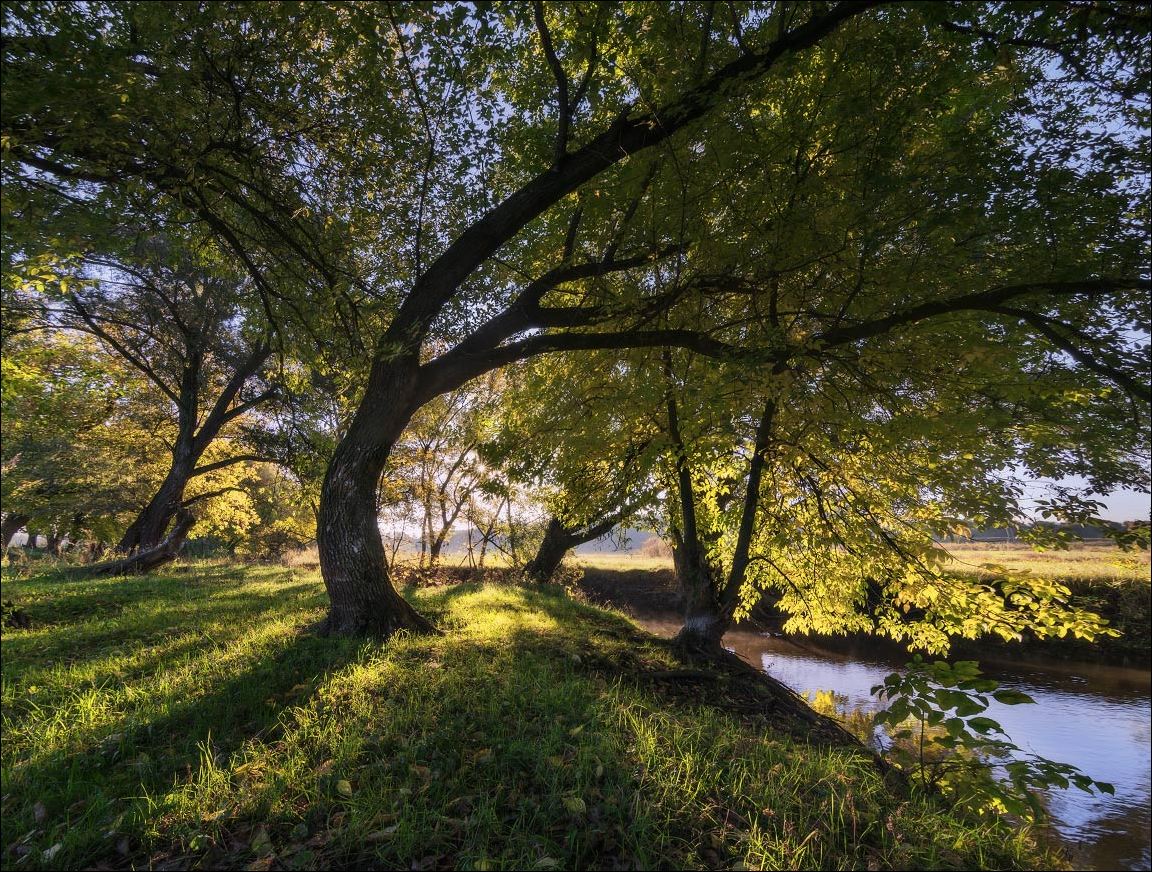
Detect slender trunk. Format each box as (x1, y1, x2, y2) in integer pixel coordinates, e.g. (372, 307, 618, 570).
(46, 529, 63, 557)
(671, 530, 732, 650)
(673, 398, 777, 651)
(118, 343, 271, 553)
(663, 351, 730, 650)
(2, 514, 29, 550)
(316, 357, 437, 637)
(505, 499, 519, 563)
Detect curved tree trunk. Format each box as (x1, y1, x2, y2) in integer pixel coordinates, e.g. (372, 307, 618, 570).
(525, 518, 577, 583)
(525, 513, 626, 583)
(88, 509, 196, 576)
(117, 459, 194, 552)
(1, 514, 30, 550)
(316, 357, 438, 638)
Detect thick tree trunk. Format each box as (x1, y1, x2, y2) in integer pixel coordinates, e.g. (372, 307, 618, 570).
(525, 518, 577, 583)
(525, 513, 624, 583)
(2, 514, 30, 550)
(117, 458, 195, 552)
(88, 509, 196, 576)
(316, 357, 438, 638)
(672, 537, 733, 652)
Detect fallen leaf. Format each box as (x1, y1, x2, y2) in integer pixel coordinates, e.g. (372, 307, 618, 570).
(562, 796, 587, 816)
(249, 826, 273, 855)
(364, 825, 400, 843)
(32, 802, 47, 823)
(335, 779, 353, 798)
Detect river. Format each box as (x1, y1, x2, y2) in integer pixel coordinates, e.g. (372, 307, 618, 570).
(634, 615, 1152, 871)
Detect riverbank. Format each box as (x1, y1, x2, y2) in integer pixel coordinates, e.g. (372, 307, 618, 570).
(1, 562, 1059, 870)
(572, 558, 1151, 666)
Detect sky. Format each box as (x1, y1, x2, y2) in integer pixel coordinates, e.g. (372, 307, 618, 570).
(1094, 488, 1150, 522)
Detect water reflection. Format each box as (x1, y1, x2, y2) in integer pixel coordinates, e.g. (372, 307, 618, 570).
(635, 615, 1152, 872)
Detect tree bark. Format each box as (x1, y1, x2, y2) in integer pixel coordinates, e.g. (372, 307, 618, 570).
(672, 532, 732, 651)
(427, 533, 446, 566)
(88, 508, 196, 576)
(525, 513, 624, 583)
(116, 343, 271, 553)
(117, 457, 195, 552)
(316, 356, 438, 637)
(1, 514, 29, 550)
(525, 518, 577, 583)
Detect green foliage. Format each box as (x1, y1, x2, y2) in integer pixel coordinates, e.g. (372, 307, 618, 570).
(0, 329, 172, 541)
(872, 657, 1114, 820)
(2, 1, 1147, 642)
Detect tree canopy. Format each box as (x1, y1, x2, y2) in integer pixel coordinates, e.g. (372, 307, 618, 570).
(2, 2, 1148, 642)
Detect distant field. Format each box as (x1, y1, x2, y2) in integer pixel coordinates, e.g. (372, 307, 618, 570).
(940, 542, 1150, 583)
(575, 553, 675, 572)
(272, 539, 1152, 585)
(575, 542, 1150, 584)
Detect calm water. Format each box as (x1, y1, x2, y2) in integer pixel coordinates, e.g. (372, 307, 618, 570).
(636, 615, 1152, 871)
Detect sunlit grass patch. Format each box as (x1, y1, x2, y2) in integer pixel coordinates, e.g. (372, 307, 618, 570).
(2, 563, 1059, 870)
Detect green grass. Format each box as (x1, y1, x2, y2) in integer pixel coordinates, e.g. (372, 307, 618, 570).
(939, 542, 1149, 584)
(2, 562, 1061, 870)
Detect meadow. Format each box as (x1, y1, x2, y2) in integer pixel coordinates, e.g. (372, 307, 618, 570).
(1, 562, 1063, 871)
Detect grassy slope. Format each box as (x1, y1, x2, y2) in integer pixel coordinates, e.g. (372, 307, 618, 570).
(2, 563, 1058, 871)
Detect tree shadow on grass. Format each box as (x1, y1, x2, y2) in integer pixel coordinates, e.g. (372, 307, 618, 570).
(1, 619, 365, 870)
(1, 571, 324, 676)
(5, 578, 907, 872)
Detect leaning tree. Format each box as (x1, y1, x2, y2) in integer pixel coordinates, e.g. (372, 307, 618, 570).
(7, 237, 278, 553)
(3, 2, 1147, 635)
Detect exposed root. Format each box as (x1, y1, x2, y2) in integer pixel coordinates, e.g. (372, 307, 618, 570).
(314, 601, 442, 639)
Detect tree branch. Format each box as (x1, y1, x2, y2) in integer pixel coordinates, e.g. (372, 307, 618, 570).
(534, 0, 571, 166)
(190, 454, 277, 478)
(419, 328, 744, 401)
(388, 2, 881, 341)
(986, 306, 1151, 403)
(815, 279, 1150, 349)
